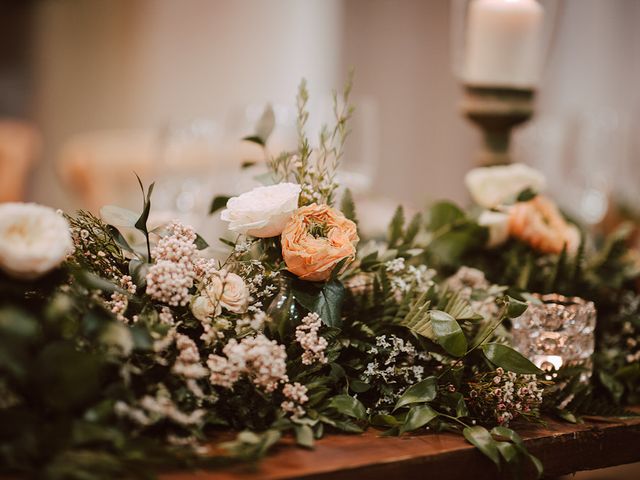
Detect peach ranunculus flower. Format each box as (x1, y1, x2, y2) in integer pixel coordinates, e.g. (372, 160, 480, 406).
(281, 204, 359, 282)
(508, 195, 580, 255)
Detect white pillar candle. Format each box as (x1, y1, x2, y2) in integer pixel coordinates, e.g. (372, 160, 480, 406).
(463, 0, 545, 89)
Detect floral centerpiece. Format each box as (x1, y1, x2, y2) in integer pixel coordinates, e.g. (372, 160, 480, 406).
(1, 79, 638, 480)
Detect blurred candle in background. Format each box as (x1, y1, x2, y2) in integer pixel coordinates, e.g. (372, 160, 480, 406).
(463, 0, 545, 88)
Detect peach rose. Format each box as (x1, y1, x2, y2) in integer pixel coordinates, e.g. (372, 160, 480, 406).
(281, 204, 359, 282)
(508, 196, 580, 255)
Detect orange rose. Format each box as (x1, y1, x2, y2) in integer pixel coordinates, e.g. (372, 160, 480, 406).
(508, 196, 579, 255)
(281, 204, 359, 282)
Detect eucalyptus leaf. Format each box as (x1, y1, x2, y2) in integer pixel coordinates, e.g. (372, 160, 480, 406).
(99, 205, 139, 227)
(482, 343, 542, 374)
(394, 376, 437, 411)
(430, 310, 467, 357)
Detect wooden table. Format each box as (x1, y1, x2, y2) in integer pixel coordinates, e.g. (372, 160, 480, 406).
(162, 409, 640, 480)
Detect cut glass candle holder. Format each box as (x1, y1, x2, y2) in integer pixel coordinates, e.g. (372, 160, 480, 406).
(511, 293, 596, 380)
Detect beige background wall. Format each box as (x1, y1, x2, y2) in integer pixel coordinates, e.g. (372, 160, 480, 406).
(26, 0, 640, 218)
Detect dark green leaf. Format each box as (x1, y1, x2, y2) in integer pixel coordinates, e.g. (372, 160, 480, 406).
(496, 442, 519, 463)
(463, 426, 500, 468)
(332, 419, 364, 433)
(490, 426, 524, 448)
(394, 376, 437, 410)
(210, 195, 231, 215)
(328, 394, 366, 420)
(400, 405, 438, 434)
(293, 279, 345, 327)
(482, 343, 542, 374)
(430, 310, 467, 357)
(505, 296, 528, 318)
(194, 233, 209, 250)
(516, 187, 537, 202)
(134, 174, 154, 234)
(370, 414, 401, 428)
(349, 379, 371, 393)
(242, 135, 266, 147)
(107, 225, 134, 253)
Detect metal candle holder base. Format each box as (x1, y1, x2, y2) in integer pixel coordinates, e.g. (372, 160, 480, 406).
(461, 86, 535, 166)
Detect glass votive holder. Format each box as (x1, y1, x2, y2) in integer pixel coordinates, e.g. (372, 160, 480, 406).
(511, 294, 596, 380)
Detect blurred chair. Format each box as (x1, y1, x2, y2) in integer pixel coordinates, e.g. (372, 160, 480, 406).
(0, 120, 41, 203)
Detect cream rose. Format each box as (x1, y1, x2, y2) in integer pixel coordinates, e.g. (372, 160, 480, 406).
(220, 183, 301, 238)
(465, 163, 546, 209)
(216, 271, 250, 314)
(191, 270, 249, 320)
(0, 202, 73, 279)
(281, 204, 359, 282)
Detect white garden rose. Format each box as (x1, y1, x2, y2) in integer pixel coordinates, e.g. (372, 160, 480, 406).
(0, 202, 73, 279)
(465, 163, 546, 209)
(220, 183, 301, 238)
(477, 210, 510, 248)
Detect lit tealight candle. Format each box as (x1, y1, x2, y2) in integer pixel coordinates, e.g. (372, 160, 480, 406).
(463, 0, 545, 89)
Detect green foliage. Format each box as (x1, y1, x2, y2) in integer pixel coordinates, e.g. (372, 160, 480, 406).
(292, 278, 346, 327)
(481, 344, 542, 375)
(340, 188, 358, 224)
(393, 377, 437, 411)
(134, 174, 155, 262)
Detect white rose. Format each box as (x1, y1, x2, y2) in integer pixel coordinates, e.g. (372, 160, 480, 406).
(465, 163, 546, 209)
(220, 183, 301, 238)
(0, 202, 73, 279)
(477, 210, 510, 248)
